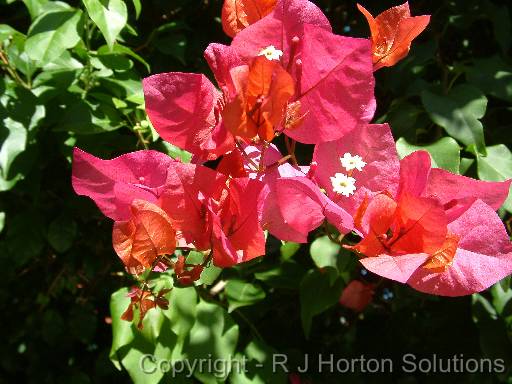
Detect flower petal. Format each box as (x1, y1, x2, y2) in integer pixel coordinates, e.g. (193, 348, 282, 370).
(112, 200, 176, 274)
(275, 176, 354, 241)
(231, 0, 331, 64)
(426, 168, 511, 222)
(221, 0, 277, 38)
(360, 253, 431, 284)
(407, 200, 512, 296)
(143, 72, 234, 160)
(72, 148, 174, 221)
(313, 123, 399, 216)
(288, 25, 375, 143)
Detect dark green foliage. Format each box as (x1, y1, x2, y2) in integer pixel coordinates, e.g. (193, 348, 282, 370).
(0, 0, 511, 383)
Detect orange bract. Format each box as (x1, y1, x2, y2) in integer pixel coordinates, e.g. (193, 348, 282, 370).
(222, 0, 277, 38)
(422, 233, 460, 272)
(357, 2, 430, 70)
(222, 56, 295, 142)
(112, 200, 176, 274)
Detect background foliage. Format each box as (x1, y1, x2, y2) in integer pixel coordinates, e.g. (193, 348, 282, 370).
(0, 0, 511, 383)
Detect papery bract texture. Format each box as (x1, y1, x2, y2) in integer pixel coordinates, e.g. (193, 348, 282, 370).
(231, 0, 331, 63)
(72, 148, 175, 221)
(357, 2, 430, 70)
(113, 200, 176, 274)
(353, 150, 512, 296)
(313, 123, 400, 216)
(210, 178, 266, 267)
(222, 0, 277, 38)
(159, 162, 228, 250)
(286, 25, 375, 143)
(408, 200, 512, 296)
(143, 72, 235, 161)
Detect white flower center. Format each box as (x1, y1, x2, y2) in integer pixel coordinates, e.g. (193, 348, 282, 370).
(330, 173, 356, 197)
(258, 45, 283, 61)
(340, 152, 366, 172)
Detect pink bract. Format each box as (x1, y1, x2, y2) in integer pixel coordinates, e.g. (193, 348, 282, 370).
(355, 150, 512, 296)
(72, 148, 176, 221)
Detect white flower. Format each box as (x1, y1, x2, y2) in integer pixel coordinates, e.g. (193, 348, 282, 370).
(258, 45, 283, 61)
(340, 152, 366, 172)
(330, 173, 356, 197)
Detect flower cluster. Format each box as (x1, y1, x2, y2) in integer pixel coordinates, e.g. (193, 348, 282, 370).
(72, 0, 512, 324)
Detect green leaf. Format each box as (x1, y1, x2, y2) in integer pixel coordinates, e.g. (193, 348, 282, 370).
(280, 241, 300, 260)
(110, 286, 178, 384)
(300, 269, 344, 338)
(166, 286, 197, 358)
(0, 118, 27, 181)
(109, 288, 135, 369)
(47, 214, 77, 253)
(130, 0, 141, 19)
(83, 0, 128, 50)
(490, 281, 512, 316)
(421, 85, 487, 155)
(225, 279, 266, 312)
(22, 0, 49, 20)
(254, 262, 306, 290)
(55, 99, 124, 134)
(184, 300, 239, 382)
(199, 263, 222, 285)
(158, 141, 192, 163)
(98, 44, 150, 72)
(466, 56, 512, 103)
(310, 235, 341, 272)
(396, 137, 461, 173)
(474, 145, 512, 213)
(26, 10, 83, 66)
(0, 212, 5, 234)
(230, 339, 288, 384)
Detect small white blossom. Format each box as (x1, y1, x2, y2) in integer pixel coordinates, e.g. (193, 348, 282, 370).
(340, 152, 366, 172)
(258, 45, 283, 61)
(330, 173, 356, 197)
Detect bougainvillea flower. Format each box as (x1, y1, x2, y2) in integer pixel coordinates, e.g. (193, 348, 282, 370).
(113, 199, 176, 274)
(72, 148, 266, 271)
(398, 151, 511, 222)
(222, 56, 295, 141)
(222, 0, 277, 38)
(230, 7, 375, 143)
(208, 178, 266, 267)
(144, 0, 375, 160)
(339, 280, 375, 312)
(357, 2, 430, 70)
(72, 148, 176, 221)
(353, 151, 512, 296)
(142, 73, 235, 162)
(273, 123, 400, 241)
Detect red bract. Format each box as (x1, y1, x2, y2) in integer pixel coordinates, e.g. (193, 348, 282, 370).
(354, 151, 512, 296)
(113, 200, 176, 275)
(357, 2, 431, 71)
(222, 0, 277, 38)
(174, 255, 204, 285)
(273, 123, 400, 240)
(339, 280, 375, 312)
(209, 178, 266, 267)
(72, 148, 266, 272)
(143, 0, 375, 160)
(121, 287, 170, 329)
